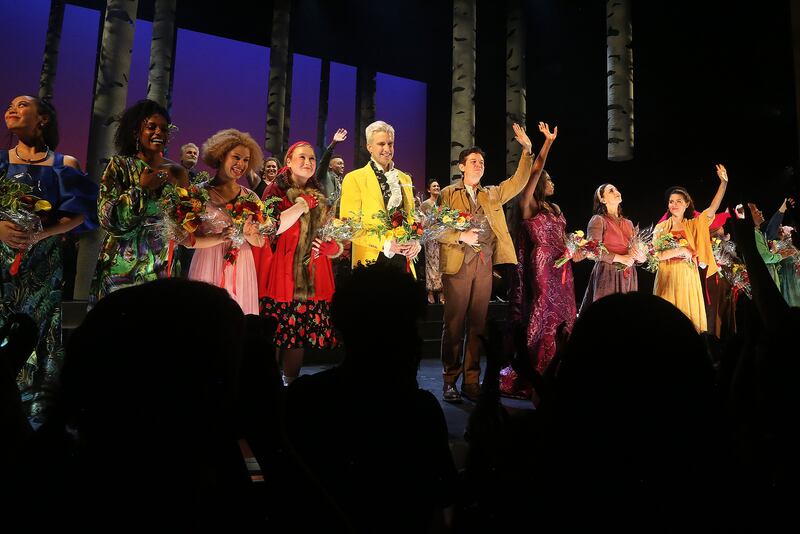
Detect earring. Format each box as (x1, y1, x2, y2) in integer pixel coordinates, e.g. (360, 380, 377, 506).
(136, 138, 140, 152)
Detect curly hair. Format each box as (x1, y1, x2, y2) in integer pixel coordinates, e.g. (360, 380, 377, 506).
(201, 129, 263, 174)
(114, 99, 171, 156)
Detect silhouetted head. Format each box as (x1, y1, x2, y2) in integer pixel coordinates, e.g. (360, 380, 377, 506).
(331, 263, 425, 384)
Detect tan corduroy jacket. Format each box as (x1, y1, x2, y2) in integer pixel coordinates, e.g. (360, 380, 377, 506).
(437, 151, 533, 275)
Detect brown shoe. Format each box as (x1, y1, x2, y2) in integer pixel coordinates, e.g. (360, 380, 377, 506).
(442, 383, 461, 403)
(460, 383, 481, 402)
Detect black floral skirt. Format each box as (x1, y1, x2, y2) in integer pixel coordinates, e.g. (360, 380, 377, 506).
(259, 297, 337, 349)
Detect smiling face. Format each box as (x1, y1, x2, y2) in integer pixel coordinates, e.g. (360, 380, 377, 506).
(428, 181, 440, 196)
(219, 145, 250, 181)
(287, 144, 316, 183)
(138, 114, 169, 154)
(367, 131, 394, 170)
(459, 153, 485, 185)
(668, 193, 689, 219)
(4, 95, 44, 138)
(264, 159, 279, 180)
(330, 157, 345, 176)
(180, 146, 198, 168)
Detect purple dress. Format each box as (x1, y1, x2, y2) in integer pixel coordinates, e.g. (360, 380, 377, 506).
(509, 211, 577, 374)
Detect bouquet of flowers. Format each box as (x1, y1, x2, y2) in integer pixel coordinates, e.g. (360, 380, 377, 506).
(369, 206, 425, 245)
(318, 211, 363, 242)
(720, 262, 751, 299)
(420, 204, 486, 248)
(222, 192, 279, 267)
(553, 230, 607, 268)
(769, 236, 800, 276)
(711, 236, 740, 267)
(0, 172, 53, 275)
(614, 224, 653, 272)
(159, 182, 210, 245)
(304, 210, 364, 265)
(643, 232, 691, 273)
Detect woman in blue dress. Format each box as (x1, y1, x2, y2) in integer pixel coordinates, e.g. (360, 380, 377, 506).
(1, 95, 98, 420)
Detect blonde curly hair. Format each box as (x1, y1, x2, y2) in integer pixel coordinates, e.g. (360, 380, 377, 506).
(201, 129, 263, 174)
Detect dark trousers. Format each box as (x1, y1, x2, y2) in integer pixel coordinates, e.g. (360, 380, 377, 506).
(441, 256, 493, 385)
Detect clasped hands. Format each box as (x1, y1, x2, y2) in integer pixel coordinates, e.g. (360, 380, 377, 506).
(388, 239, 421, 259)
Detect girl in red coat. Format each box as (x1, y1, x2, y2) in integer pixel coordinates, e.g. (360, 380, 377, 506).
(259, 141, 342, 384)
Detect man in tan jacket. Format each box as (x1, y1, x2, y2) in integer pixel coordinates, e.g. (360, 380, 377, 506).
(438, 123, 555, 402)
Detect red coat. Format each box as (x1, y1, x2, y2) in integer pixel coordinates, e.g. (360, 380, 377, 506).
(256, 183, 335, 302)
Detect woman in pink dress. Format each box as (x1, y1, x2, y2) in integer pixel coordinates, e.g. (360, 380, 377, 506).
(578, 183, 646, 314)
(187, 129, 265, 314)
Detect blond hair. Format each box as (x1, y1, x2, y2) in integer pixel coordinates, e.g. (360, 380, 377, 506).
(365, 120, 395, 145)
(201, 129, 263, 174)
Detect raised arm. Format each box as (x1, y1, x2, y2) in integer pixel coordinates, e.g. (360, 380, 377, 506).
(519, 123, 557, 219)
(702, 164, 728, 220)
(315, 128, 347, 185)
(493, 123, 535, 205)
(764, 198, 788, 240)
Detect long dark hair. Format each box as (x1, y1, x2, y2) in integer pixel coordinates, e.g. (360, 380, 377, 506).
(592, 183, 625, 218)
(114, 99, 171, 156)
(666, 187, 696, 220)
(29, 97, 60, 149)
(533, 170, 560, 215)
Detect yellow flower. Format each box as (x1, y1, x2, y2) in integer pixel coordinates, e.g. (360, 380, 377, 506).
(385, 230, 394, 240)
(34, 199, 52, 211)
(407, 215, 415, 224)
(394, 227, 407, 238)
(332, 218, 344, 227)
(579, 239, 588, 246)
(678, 239, 688, 247)
(575, 230, 585, 238)
(456, 216, 466, 225)
(442, 215, 453, 224)
(175, 187, 189, 197)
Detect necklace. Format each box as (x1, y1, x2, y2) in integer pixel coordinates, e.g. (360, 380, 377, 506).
(14, 144, 51, 164)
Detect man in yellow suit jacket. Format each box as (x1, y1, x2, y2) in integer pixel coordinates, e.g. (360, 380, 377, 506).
(437, 123, 556, 403)
(340, 120, 420, 270)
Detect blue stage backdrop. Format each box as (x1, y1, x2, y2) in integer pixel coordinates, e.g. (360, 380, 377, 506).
(0, 0, 427, 190)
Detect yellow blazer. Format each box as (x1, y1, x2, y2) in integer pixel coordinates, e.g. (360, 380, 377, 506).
(340, 162, 417, 269)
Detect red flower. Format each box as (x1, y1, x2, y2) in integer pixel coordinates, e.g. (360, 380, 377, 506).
(288, 315, 296, 326)
(297, 303, 307, 314)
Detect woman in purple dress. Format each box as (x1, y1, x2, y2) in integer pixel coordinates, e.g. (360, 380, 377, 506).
(501, 127, 572, 400)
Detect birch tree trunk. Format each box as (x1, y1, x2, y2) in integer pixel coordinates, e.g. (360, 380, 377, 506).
(282, 52, 293, 156)
(505, 0, 526, 177)
(450, 0, 476, 182)
(146, 0, 176, 109)
(74, 0, 138, 300)
(607, 0, 634, 161)
(38, 0, 65, 102)
(265, 0, 291, 156)
(317, 59, 330, 154)
(354, 67, 376, 168)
